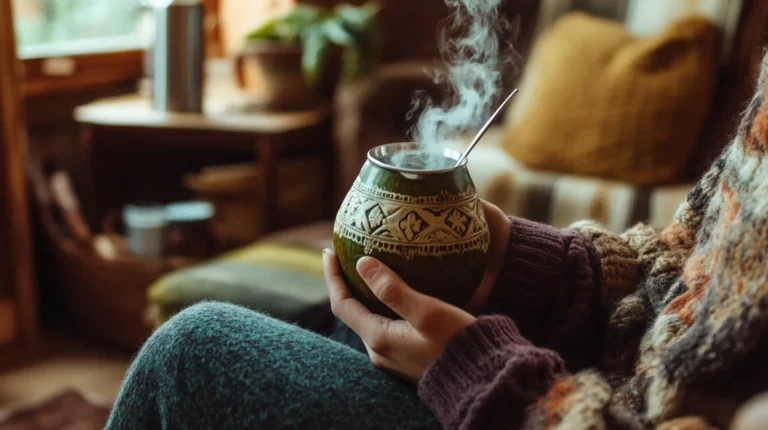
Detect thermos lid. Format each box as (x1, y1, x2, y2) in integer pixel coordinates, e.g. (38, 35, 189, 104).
(124, 204, 168, 228)
(165, 201, 214, 223)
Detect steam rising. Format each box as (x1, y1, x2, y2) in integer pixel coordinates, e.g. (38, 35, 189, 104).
(395, 0, 518, 170)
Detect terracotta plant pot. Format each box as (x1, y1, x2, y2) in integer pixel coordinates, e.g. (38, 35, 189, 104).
(333, 143, 490, 318)
(236, 41, 340, 109)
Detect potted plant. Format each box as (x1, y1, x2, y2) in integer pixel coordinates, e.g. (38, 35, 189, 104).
(236, 2, 380, 109)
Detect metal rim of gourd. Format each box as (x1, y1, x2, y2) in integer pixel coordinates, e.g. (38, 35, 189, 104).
(366, 142, 467, 176)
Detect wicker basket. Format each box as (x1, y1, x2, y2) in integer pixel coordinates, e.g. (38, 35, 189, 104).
(29, 159, 196, 350)
(49, 238, 162, 349)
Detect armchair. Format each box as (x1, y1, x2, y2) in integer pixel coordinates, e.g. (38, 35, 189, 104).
(332, 0, 747, 230)
(145, 0, 763, 333)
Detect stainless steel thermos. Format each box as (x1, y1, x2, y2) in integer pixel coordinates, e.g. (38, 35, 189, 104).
(145, 0, 205, 113)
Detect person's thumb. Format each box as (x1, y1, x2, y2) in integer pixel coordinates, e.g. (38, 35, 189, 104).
(357, 257, 429, 323)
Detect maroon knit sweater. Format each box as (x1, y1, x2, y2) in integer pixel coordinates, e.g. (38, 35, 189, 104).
(418, 217, 603, 429)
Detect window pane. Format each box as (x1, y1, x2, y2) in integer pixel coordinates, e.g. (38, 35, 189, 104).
(13, 0, 146, 57)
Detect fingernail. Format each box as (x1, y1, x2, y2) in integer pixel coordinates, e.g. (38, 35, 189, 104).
(357, 257, 380, 280)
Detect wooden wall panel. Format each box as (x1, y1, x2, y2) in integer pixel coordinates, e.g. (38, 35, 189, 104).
(689, 0, 768, 177)
(0, 0, 38, 347)
(0, 299, 17, 348)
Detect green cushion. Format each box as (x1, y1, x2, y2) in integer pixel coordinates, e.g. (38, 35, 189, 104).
(148, 243, 331, 330)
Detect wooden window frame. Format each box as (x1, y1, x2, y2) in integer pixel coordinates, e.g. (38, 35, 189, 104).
(15, 0, 224, 97)
(21, 49, 145, 97)
(13, 0, 146, 97)
(11, 0, 148, 97)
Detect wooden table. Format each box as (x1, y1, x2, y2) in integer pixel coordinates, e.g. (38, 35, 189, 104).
(74, 84, 333, 236)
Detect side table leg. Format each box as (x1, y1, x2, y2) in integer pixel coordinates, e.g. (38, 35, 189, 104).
(78, 123, 98, 225)
(256, 135, 278, 234)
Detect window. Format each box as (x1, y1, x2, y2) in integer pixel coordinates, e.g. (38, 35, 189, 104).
(10, 0, 150, 96)
(11, 0, 226, 96)
(13, 0, 148, 58)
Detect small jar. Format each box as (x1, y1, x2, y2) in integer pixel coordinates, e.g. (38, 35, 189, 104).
(163, 201, 216, 259)
(123, 204, 168, 259)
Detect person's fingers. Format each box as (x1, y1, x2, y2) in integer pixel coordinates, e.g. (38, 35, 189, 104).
(323, 250, 370, 322)
(323, 249, 349, 300)
(467, 200, 511, 314)
(362, 341, 418, 384)
(481, 200, 511, 253)
(357, 257, 429, 317)
(323, 250, 372, 319)
(323, 250, 399, 351)
(356, 256, 452, 334)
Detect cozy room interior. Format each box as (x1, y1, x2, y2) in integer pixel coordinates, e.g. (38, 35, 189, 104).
(2, 0, 768, 427)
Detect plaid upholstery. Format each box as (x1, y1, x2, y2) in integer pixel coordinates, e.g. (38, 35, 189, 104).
(460, 129, 692, 232)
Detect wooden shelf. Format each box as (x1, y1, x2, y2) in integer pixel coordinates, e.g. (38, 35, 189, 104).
(74, 76, 331, 134)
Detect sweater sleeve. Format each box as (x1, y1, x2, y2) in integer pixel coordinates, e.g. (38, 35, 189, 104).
(481, 217, 607, 368)
(419, 314, 717, 430)
(416, 217, 659, 429)
(418, 315, 712, 430)
(418, 315, 568, 430)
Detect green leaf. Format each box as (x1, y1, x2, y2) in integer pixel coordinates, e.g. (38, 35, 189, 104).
(246, 19, 281, 41)
(322, 17, 355, 46)
(292, 4, 323, 21)
(246, 5, 324, 42)
(246, 2, 379, 81)
(343, 39, 373, 81)
(301, 25, 329, 85)
(335, 2, 380, 32)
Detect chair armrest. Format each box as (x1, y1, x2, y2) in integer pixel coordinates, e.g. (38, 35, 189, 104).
(464, 142, 524, 215)
(464, 139, 692, 231)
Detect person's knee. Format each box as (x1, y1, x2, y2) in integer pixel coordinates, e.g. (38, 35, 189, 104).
(168, 301, 245, 329)
(162, 301, 256, 341)
(141, 302, 253, 357)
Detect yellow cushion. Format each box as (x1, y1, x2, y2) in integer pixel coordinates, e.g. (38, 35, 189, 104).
(218, 243, 323, 276)
(504, 13, 719, 185)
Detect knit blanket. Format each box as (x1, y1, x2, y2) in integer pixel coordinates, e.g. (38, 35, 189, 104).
(417, 53, 768, 430)
(522, 52, 768, 428)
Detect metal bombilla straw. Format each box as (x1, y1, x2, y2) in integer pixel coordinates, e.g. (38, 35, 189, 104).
(453, 88, 519, 169)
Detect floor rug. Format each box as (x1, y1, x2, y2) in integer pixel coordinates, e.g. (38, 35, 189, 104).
(0, 390, 110, 429)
